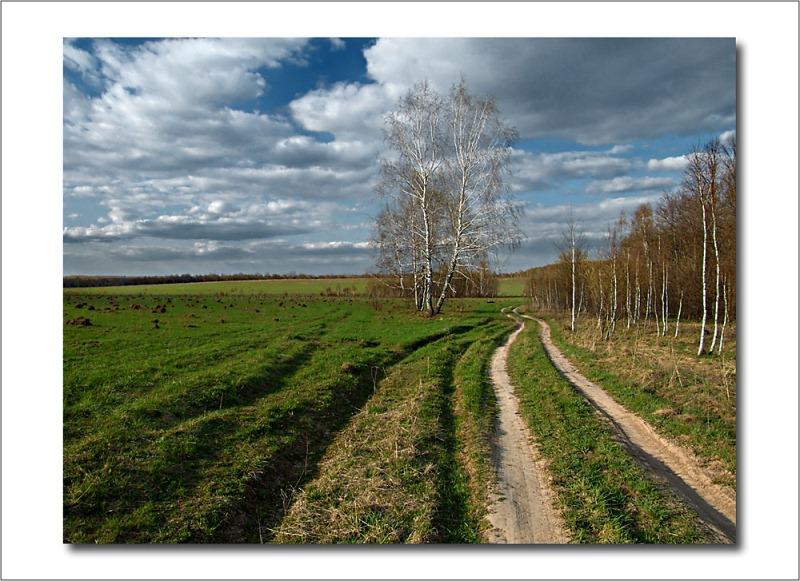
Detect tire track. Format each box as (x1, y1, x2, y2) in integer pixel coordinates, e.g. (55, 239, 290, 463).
(486, 315, 569, 544)
(527, 314, 736, 544)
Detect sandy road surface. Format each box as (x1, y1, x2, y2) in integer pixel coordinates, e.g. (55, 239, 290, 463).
(529, 315, 736, 544)
(485, 318, 569, 544)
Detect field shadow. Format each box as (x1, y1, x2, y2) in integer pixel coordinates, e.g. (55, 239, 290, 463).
(608, 421, 737, 544)
(208, 350, 406, 543)
(63, 343, 318, 542)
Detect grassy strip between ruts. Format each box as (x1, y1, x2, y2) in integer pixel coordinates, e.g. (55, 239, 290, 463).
(530, 311, 736, 482)
(506, 319, 716, 543)
(272, 316, 514, 543)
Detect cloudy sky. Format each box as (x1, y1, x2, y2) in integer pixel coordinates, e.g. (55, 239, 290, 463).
(62, 36, 736, 276)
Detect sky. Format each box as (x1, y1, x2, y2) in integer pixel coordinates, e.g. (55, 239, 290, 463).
(62, 36, 736, 276)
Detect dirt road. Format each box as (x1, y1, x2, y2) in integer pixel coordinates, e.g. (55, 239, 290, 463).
(528, 314, 737, 544)
(486, 318, 569, 544)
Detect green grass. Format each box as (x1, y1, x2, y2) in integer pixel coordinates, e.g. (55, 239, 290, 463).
(63, 277, 371, 297)
(64, 291, 515, 543)
(65, 276, 528, 298)
(271, 310, 515, 543)
(495, 276, 527, 297)
(65, 284, 723, 544)
(506, 319, 716, 543)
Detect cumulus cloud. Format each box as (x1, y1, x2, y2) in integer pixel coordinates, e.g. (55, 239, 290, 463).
(647, 156, 689, 172)
(586, 176, 675, 195)
(63, 38, 310, 173)
(63, 194, 356, 244)
(65, 236, 375, 277)
(289, 81, 402, 142)
(517, 192, 664, 266)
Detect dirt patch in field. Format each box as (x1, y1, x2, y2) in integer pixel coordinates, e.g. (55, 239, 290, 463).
(485, 318, 569, 544)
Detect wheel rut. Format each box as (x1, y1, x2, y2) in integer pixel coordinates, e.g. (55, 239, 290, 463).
(526, 313, 736, 544)
(485, 316, 568, 544)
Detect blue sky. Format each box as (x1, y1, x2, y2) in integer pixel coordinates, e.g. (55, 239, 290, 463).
(62, 36, 736, 276)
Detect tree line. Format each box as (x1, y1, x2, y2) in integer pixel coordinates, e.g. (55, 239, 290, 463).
(524, 137, 736, 356)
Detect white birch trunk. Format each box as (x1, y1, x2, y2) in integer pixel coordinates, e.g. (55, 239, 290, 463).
(697, 196, 709, 356)
(610, 255, 618, 338)
(674, 290, 683, 339)
(718, 279, 728, 355)
(708, 198, 721, 353)
(625, 251, 632, 329)
(661, 260, 669, 337)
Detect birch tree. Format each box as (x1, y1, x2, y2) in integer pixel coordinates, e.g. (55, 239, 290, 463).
(558, 213, 586, 332)
(605, 220, 621, 339)
(375, 80, 520, 316)
(686, 140, 721, 355)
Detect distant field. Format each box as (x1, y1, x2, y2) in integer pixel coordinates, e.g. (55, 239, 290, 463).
(63, 277, 371, 297)
(64, 276, 527, 297)
(496, 277, 526, 297)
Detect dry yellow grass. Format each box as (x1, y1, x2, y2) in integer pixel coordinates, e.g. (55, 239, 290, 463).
(272, 359, 443, 543)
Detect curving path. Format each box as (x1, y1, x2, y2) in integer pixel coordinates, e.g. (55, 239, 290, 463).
(485, 315, 569, 544)
(527, 314, 736, 544)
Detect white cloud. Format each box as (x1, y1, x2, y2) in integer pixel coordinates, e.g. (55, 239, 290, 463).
(66, 194, 321, 242)
(289, 81, 402, 141)
(63, 39, 311, 182)
(61, 37, 736, 276)
(647, 156, 689, 172)
(63, 41, 103, 90)
(63, 37, 383, 257)
(587, 176, 675, 195)
(517, 192, 664, 266)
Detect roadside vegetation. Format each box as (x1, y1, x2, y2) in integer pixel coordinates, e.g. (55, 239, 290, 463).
(521, 137, 736, 358)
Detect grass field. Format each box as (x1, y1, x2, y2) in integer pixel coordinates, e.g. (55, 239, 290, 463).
(63, 277, 371, 297)
(63, 276, 527, 298)
(64, 280, 733, 543)
(63, 290, 516, 542)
